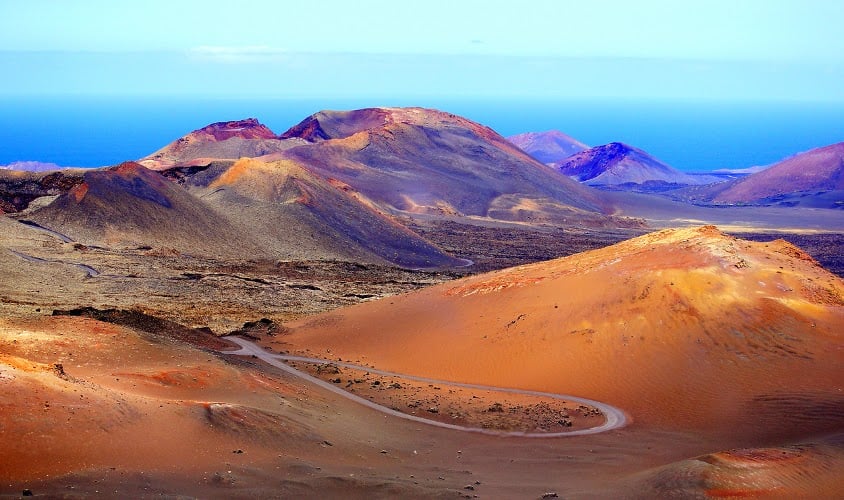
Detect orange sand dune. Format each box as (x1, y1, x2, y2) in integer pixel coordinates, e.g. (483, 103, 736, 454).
(627, 435, 844, 498)
(0, 315, 320, 481)
(275, 226, 844, 443)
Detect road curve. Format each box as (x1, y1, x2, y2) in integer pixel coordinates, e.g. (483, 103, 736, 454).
(18, 220, 75, 243)
(223, 336, 627, 438)
(8, 249, 100, 277)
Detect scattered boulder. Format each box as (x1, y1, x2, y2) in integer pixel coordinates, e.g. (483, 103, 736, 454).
(487, 402, 504, 413)
(230, 318, 287, 339)
(316, 364, 341, 375)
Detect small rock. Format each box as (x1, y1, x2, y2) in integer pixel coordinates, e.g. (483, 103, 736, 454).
(22, 490, 33, 497)
(464, 485, 475, 491)
(233, 449, 243, 454)
(317, 363, 341, 375)
(427, 407, 439, 414)
(380, 449, 388, 454)
(541, 493, 558, 499)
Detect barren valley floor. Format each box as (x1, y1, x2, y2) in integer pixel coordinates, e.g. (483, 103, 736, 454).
(1, 214, 843, 497)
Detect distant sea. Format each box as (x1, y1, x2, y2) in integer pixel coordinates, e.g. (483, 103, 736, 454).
(1, 97, 842, 172)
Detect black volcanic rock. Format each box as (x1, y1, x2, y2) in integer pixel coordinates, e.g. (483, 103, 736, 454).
(0, 170, 84, 212)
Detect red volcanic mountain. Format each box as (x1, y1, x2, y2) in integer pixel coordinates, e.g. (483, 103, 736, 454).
(25, 107, 640, 266)
(708, 142, 844, 204)
(507, 130, 588, 164)
(141, 118, 303, 170)
(279, 107, 612, 223)
(554, 142, 718, 187)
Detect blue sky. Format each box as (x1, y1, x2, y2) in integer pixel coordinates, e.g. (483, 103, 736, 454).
(1, 0, 843, 100)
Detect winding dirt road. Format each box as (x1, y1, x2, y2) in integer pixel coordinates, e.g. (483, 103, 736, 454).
(8, 249, 100, 277)
(18, 220, 74, 243)
(223, 336, 627, 437)
(10, 220, 100, 276)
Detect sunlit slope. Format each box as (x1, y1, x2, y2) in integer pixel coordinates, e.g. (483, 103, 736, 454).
(280, 107, 616, 223)
(280, 226, 844, 441)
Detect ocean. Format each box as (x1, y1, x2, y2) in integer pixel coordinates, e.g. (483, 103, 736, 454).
(1, 97, 842, 172)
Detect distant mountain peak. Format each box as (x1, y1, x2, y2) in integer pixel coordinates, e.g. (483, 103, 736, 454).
(193, 118, 277, 141)
(139, 118, 299, 170)
(0, 161, 64, 172)
(507, 130, 589, 164)
(552, 142, 718, 186)
(710, 141, 844, 204)
(602, 142, 634, 154)
(112, 160, 148, 174)
(555, 142, 661, 182)
(280, 107, 510, 146)
(280, 108, 391, 142)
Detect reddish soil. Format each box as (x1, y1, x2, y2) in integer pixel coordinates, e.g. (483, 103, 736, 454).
(286, 360, 605, 434)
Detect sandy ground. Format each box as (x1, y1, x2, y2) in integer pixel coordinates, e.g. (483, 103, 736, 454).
(1, 220, 843, 497)
(0, 313, 695, 498)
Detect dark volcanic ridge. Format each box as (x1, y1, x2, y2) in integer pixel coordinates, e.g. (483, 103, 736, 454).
(0, 169, 84, 213)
